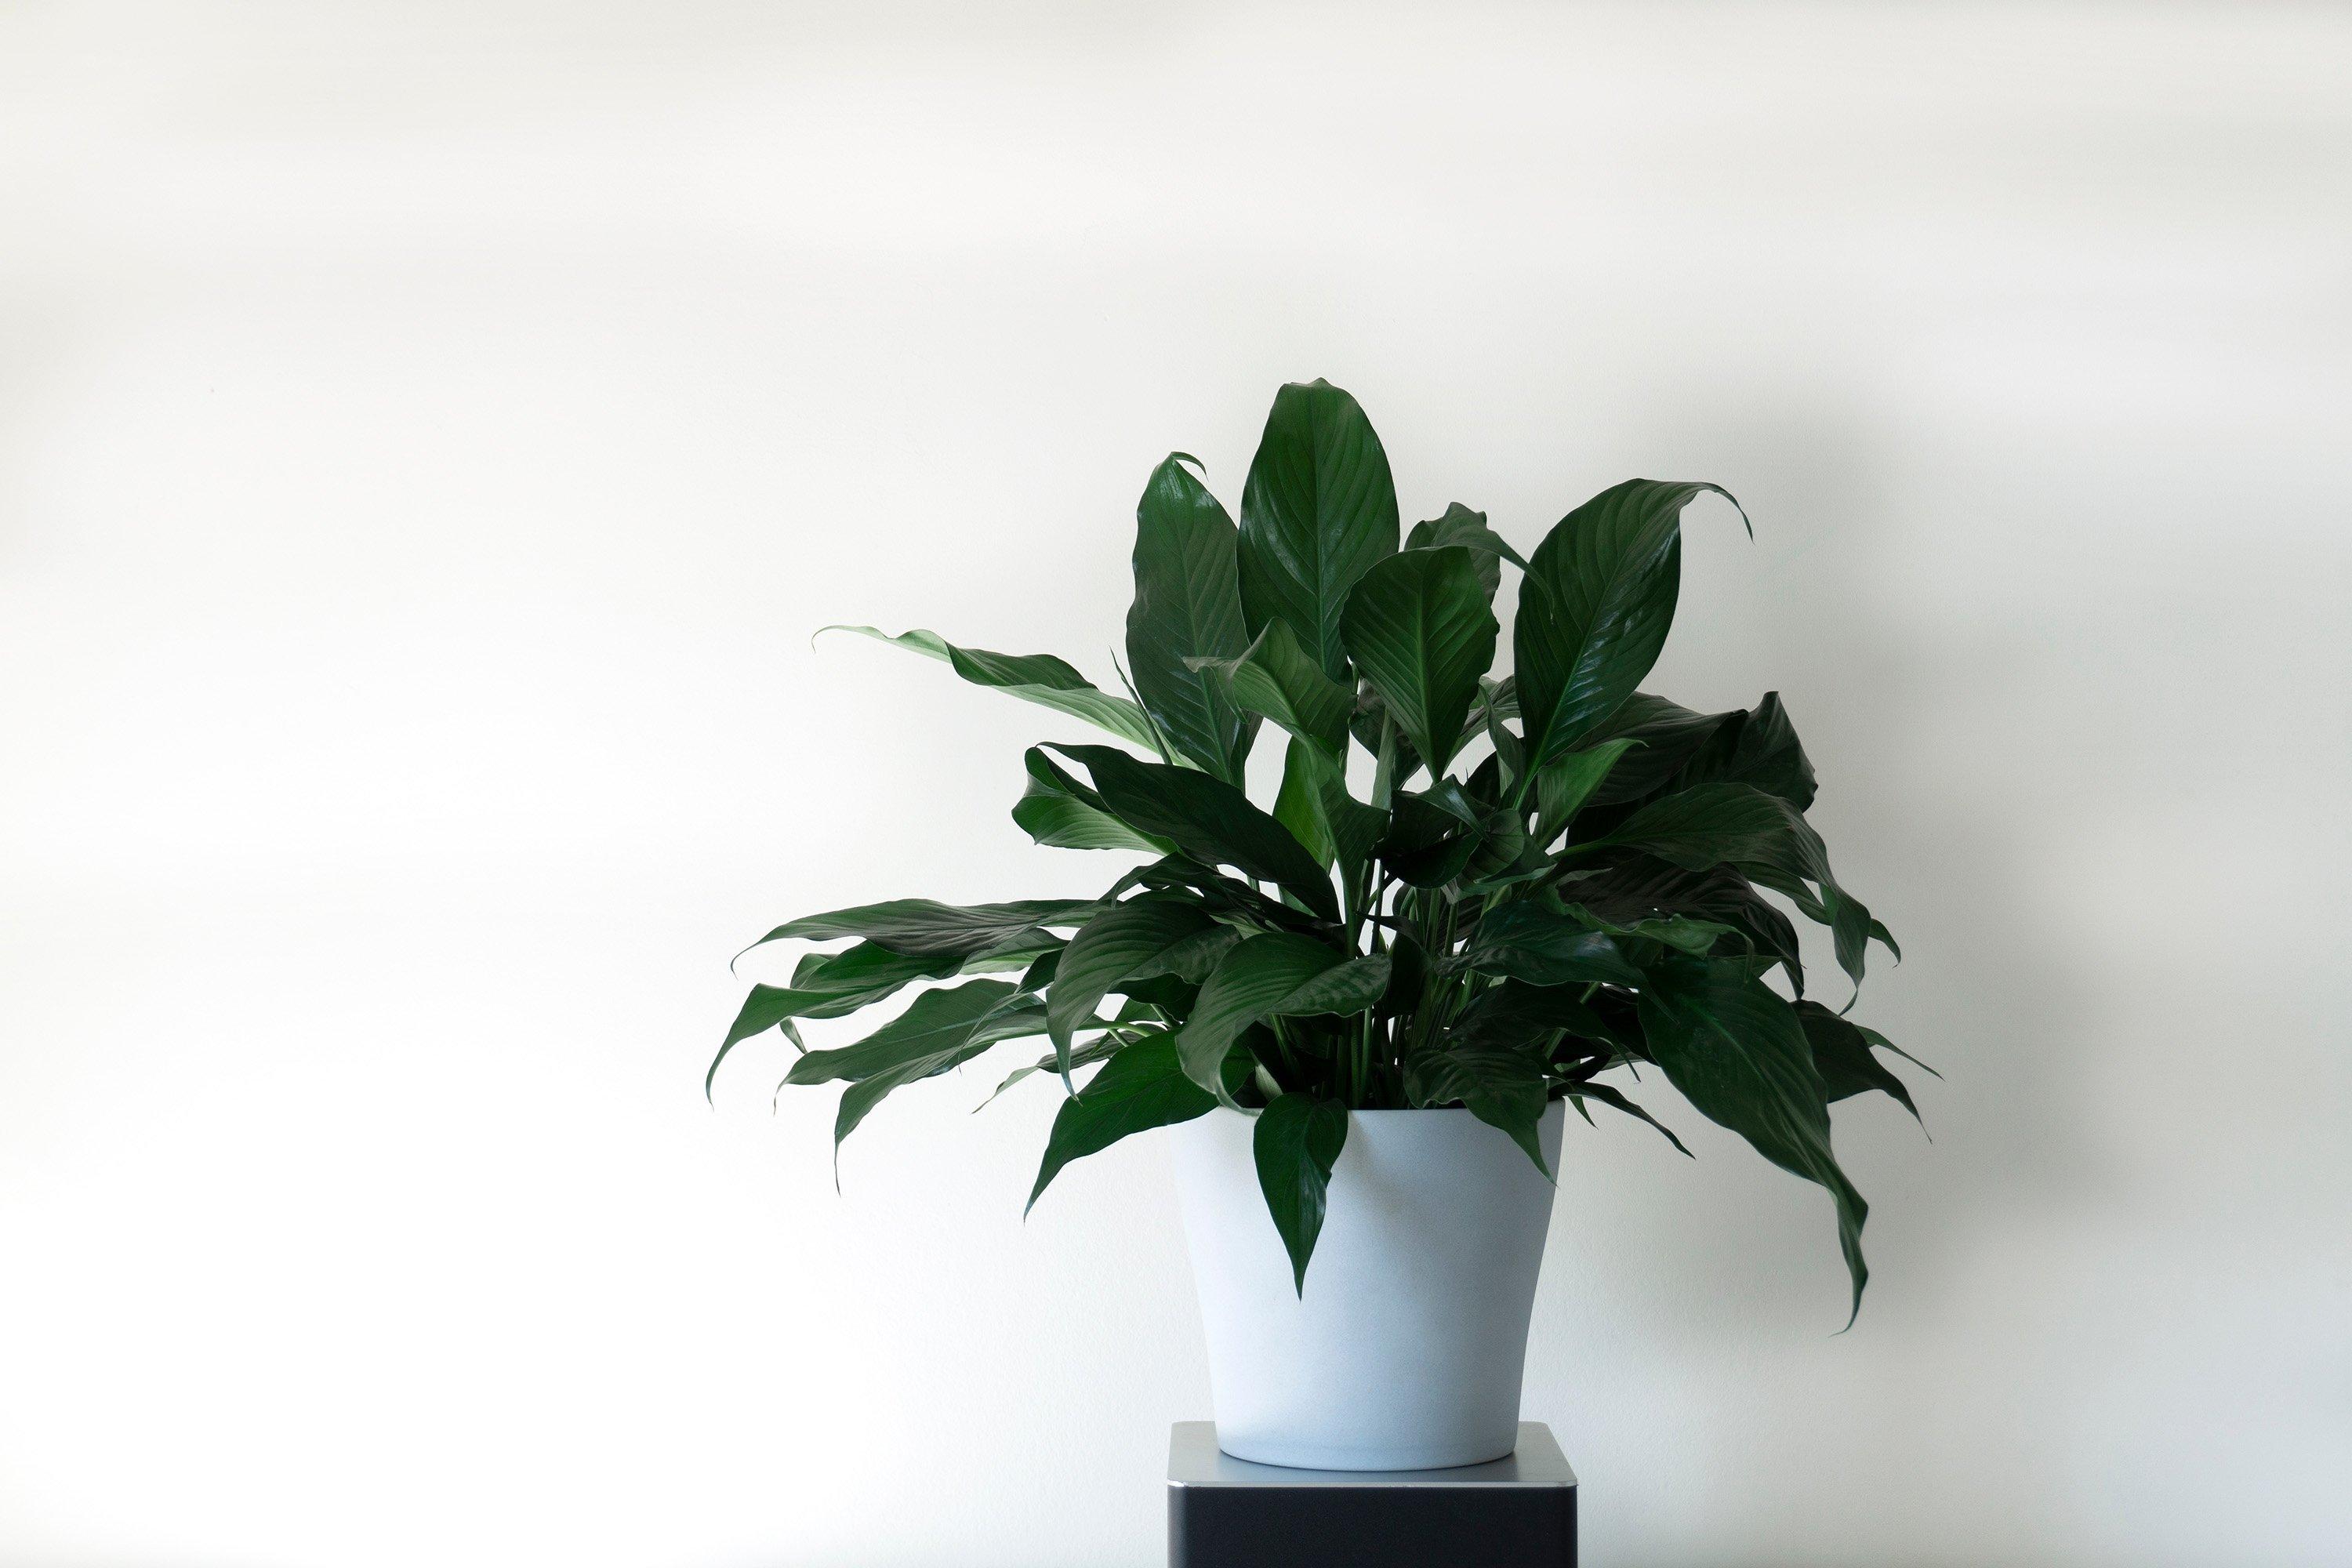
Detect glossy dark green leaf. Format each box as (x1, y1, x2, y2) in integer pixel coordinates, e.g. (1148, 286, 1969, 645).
(708, 942, 972, 1098)
(1028, 1035, 1219, 1212)
(1046, 745, 1340, 922)
(1514, 481, 1748, 779)
(980, 1029, 1137, 1109)
(1579, 694, 1744, 808)
(1533, 738, 1639, 846)
(1567, 855, 1805, 989)
(1794, 1000, 1926, 1126)
(1126, 454, 1257, 782)
(1448, 979, 1628, 1055)
(1253, 1094, 1349, 1292)
(745, 898, 1097, 960)
(1401, 1044, 1552, 1176)
(784, 980, 1043, 1086)
(1594, 782, 1887, 992)
(1678, 692, 1817, 810)
(1559, 1079, 1692, 1156)
(1406, 504, 1525, 601)
(1341, 546, 1499, 775)
(1012, 748, 1172, 853)
(1638, 956, 1869, 1324)
(1272, 737, 1337, 869)
(1049, 897, 1223, 1090)
(1176, 933, 1385, 1098)
(822, 625, 1160, 752)
(1190, 618, 1352, 760)
(1459, 902, 1646, 988)
(1279, 738, 1388, 879)
(1237, 380, 1401, 681)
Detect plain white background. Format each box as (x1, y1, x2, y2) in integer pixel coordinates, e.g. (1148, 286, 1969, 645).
(3, 3, 2348, 1564)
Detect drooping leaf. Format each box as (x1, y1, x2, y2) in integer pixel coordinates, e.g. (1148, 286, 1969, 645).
(1579, 694, 1744, 808)
(1559, 1079, 1692, 1156)
(1638, 956, 1869, 1324)
(1677, 691, 1818, 811)
(1567, 854, 1805, 989)
(1514, 481, 1748, 779)
(1341, 545, 1500, 775)
(1049, 897, 1223, 1091)
(743, 898, 1098, 960)
(1012, 749, 1173, 852)
(1594, 782, 1888, 992)
(1401, 1044, 1552, 1176)
(1190, 618, 1352, 760)
(1406, 504, 1525, 601)
(708, 942, 971, 1098)
(1448, 979, 1628, 1055)
(1028, 1035, 1219, 1212)
(1236, 379, 1401, 681)
(822, 625, 1161, 753)
(1459, 902, 1646, 988)
(784, 980, 1043, 1086)
(1045, 745, 1339, 922)
(1253, 1094, 1349, 1292)
(1126, 454, 1258, 782)
(1794, 1000, 1926, 1126)
(981, 1029, 1137, 1109)
(1176, 933, 1385, 1098)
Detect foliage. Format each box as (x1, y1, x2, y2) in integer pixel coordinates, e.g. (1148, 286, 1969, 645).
(717, 380, 1926, 1319)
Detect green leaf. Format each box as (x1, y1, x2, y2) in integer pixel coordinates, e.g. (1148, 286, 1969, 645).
(1460, 902, 1646, 988)
(1533, 738, 1639, 846)
(784, 980, 1042, 1086)
(1568, 854, 1805, 990)
(1448, 979, 1628, 1055)
(979, 1029, 1138, 1110)
(1236, 379, 1401, 682)
(1793, 1000, 1927, 1127)
(1272, 737, 1337, 869)
(1559, 1079, 1692, 1157)
(1253, 1094, 1349, 1293)
(1028, 1036, 1219, 1212)
(1406, 503, 1525, 601)
(1278, 737, 1387, 879)
(708, 942, 969, 1098)
(1678, 691, 1817, 811)
(743, 898, 1097, 960)
(1594, 782, 1888, 993)
(1341, 546, 1500, 775)
(1126, 454, 1258, 782)
(1579, 694, 1744, 808)
(822, 625, 1162, 753)
(1638, 956, 1869, 1325)
(1045, 745, 1340, 922)
(1012, 749, 1173, 853)
(789, 982, 1050, 1152)
(1401, 1044, 1552, 1177)
(1189, 619, 1353, 760)
(1514, 481, 1748, 779)
(1049, 897, 1224, 1091)
(1176, 933, 1385, 1099)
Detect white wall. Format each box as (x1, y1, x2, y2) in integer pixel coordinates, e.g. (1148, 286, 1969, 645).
(3, 4, 2347, 1564)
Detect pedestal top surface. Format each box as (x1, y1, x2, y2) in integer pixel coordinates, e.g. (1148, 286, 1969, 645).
(1167, 1422, 1577, 1490)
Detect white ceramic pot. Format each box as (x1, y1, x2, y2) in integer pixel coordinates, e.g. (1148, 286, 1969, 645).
(1170, 1102, 1564, 1472)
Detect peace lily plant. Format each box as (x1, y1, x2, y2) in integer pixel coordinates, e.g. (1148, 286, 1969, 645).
(713, 379, 1924, 1333)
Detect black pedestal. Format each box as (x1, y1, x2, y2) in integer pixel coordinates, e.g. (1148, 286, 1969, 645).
(1166, 1422, 1577, 1568)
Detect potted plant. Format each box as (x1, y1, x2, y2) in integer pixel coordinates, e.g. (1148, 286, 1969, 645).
(712, 379, 1926, 1471)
